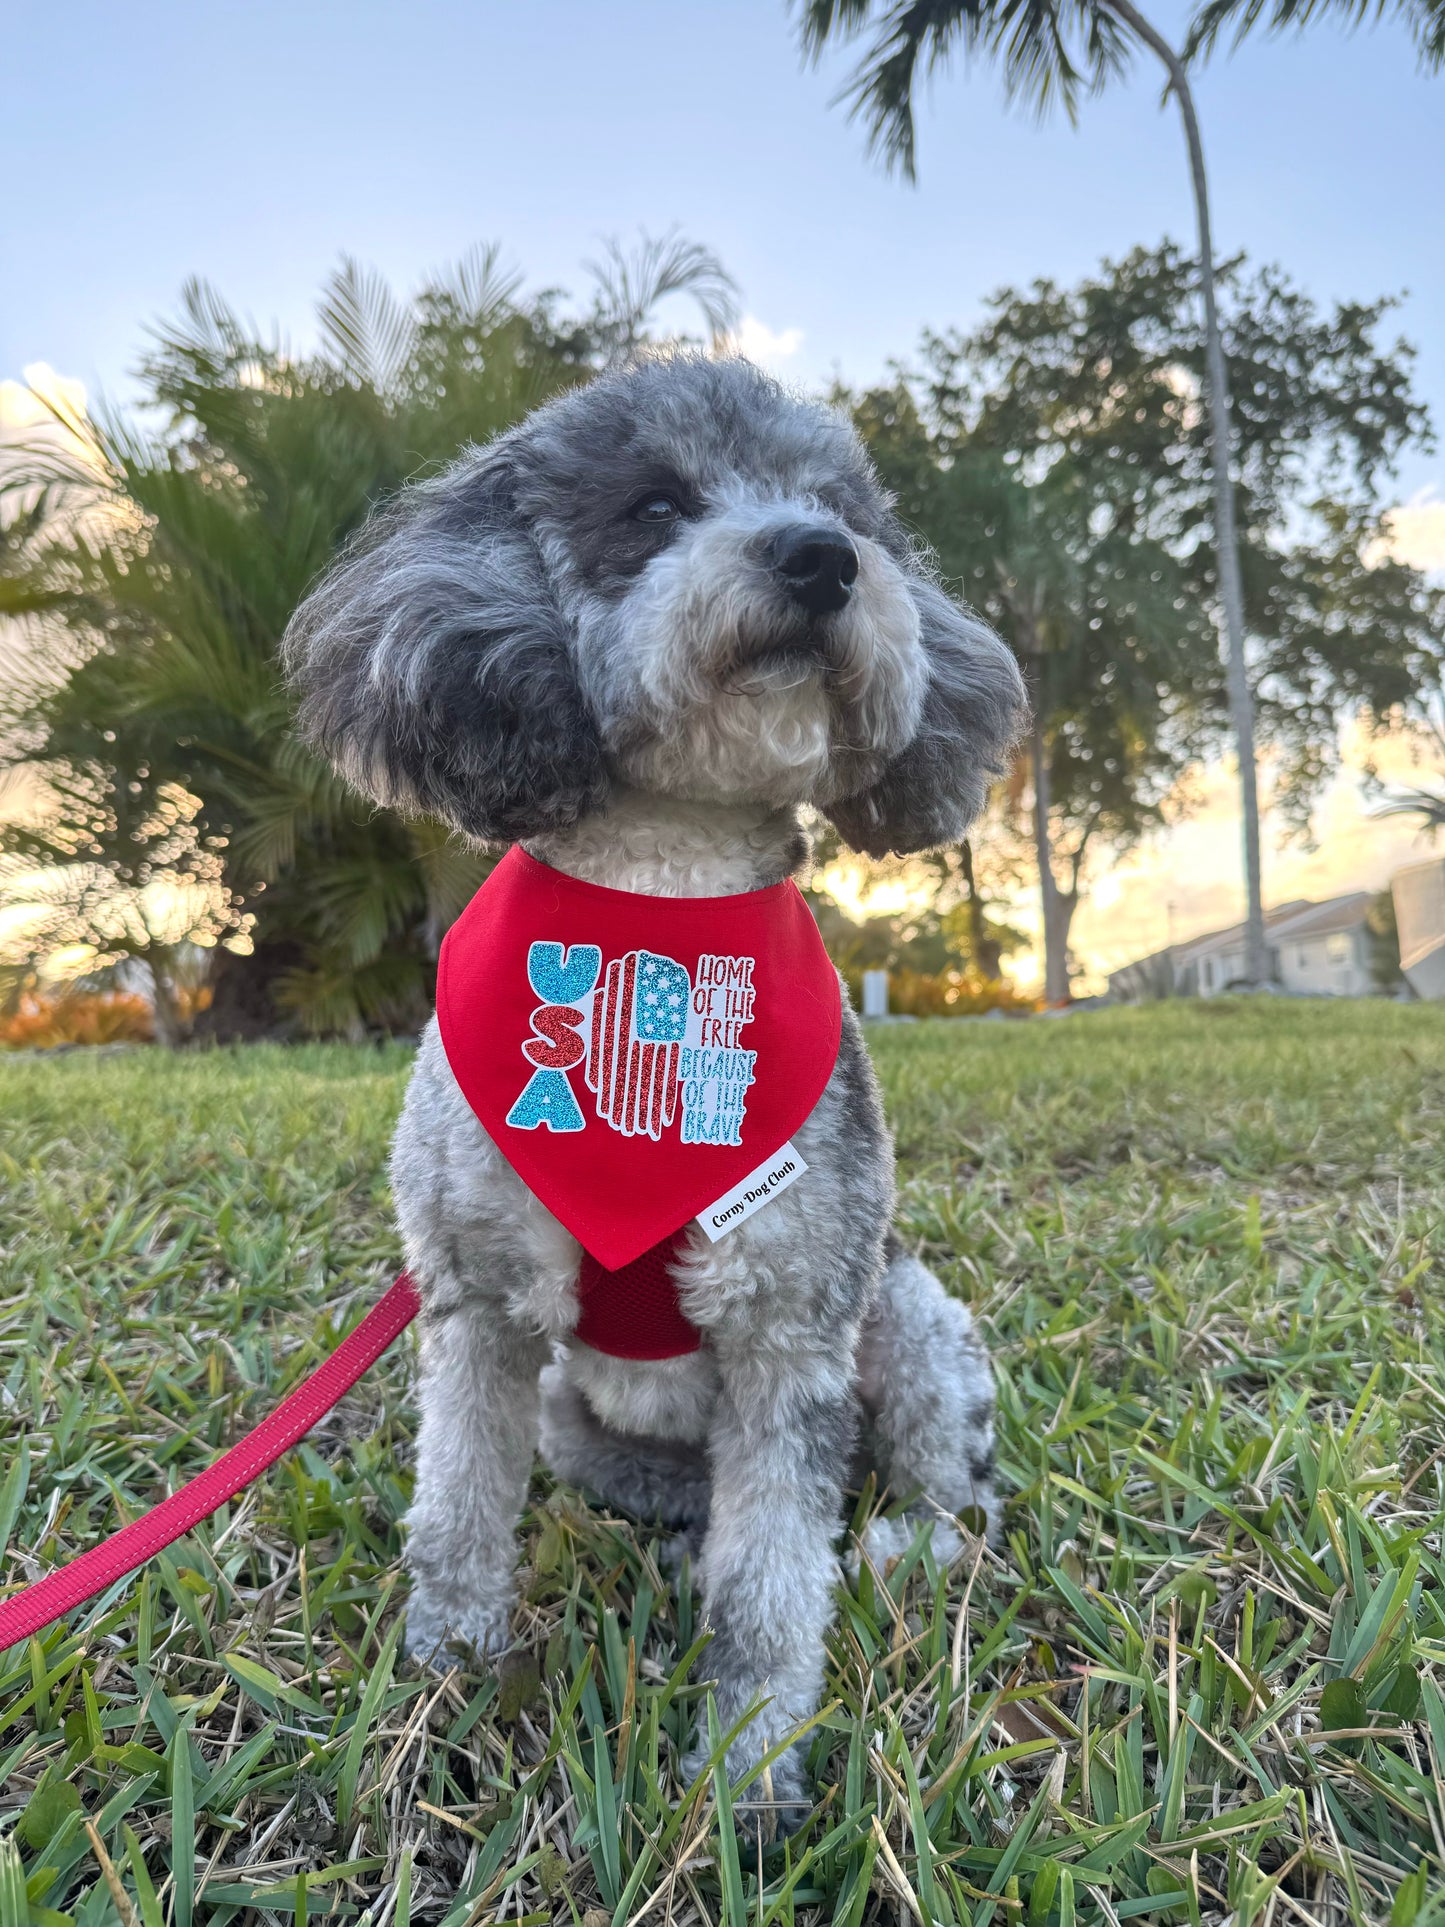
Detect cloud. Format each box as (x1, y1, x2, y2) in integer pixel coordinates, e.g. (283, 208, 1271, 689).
(0, 362, 105, 494)
(1373, 487, 1445, 576)
(725, 314, 805, 369)
(0, 362, 88, 434)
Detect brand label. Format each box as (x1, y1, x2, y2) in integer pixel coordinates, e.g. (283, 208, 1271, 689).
(696, 1142, 807, 1242)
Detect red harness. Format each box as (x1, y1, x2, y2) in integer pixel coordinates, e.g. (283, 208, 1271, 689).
(436, 849, 842, 1357)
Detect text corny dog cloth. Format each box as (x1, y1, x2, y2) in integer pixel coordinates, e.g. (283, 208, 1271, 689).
(435, 848, 842, 1358)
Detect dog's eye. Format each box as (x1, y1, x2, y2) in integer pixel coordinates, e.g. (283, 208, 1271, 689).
(629, 493, 681, 525)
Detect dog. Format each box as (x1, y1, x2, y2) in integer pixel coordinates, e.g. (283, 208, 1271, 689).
(283, 353, 1026, 1823)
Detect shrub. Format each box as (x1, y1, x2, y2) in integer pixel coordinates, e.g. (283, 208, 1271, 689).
(842, 966, 1039, 1017)
(0, 992, 156, 1049)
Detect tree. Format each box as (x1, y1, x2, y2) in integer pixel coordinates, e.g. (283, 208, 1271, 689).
(805, 808, 1028, 989)
(959, 839, 1006, 978)
(948, 245, 1442, 805)
(1366, 888, 1405, 991)
(797, 0, 1276, 982)
(0, 240, 738, 1037)
(0, 755, 245, 1045)
(850, 246, 1442, 997)
(806, 840, 1030, 1014)
(851, 365, 1216, 1001)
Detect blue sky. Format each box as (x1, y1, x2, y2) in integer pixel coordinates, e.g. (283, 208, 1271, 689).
(5, 0, 1443, 978)
(7, 0, 1441, 497)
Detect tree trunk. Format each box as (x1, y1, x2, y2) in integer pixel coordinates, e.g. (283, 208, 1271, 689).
(193, 939, 304, 1041)
(147, 954, 184, 1048)
(1102, 0, 1268, 987)
(1056, 889, 1079, 985)
(1031, 703, 1071, 1003)
(960, 840, 1002, 981)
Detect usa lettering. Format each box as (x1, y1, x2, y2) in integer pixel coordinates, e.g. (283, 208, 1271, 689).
(505, 943, 602, 1134)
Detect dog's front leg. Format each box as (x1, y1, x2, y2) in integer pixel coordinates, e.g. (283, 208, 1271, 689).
(404, 1299, 548, 1663)
(688, 1341, 858, 1829)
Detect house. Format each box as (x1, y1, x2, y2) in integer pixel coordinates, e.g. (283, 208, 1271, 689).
(1256, 895, 1375, 998)
(1109, 892, 1376, 1000)
(1392, 858, 1445, 1000)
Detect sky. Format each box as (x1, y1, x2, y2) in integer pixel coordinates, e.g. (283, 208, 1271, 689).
(5, 0, 1444, 984)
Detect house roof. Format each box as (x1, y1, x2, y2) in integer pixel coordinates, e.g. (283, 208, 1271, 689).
(1172, 900, 1313, 963)
(1267, 894, 1371, 942)
(1109, 892, 1371, 982)
(1106, 944, 1175, 984)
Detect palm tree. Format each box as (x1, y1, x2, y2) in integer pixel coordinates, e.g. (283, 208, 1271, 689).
(796, 0, 1271, 985)
(1, 238, 739, 1036)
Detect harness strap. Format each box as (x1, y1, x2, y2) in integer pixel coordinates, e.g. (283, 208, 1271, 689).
(0, 1273, 422, 1652)
(574, 1228, 701, 1359)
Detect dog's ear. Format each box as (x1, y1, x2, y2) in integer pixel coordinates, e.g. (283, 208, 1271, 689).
(826, 578, 1026, 858)
(282, 448, 609, 843)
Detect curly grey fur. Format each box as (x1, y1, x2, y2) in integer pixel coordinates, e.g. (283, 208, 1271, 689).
(283, 457, 610, 842)
(283, 355, 1025, 1829)
(826, 577, 1028, 857)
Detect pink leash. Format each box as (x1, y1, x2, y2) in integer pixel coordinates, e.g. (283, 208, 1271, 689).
(0, 1273, 421, 1652)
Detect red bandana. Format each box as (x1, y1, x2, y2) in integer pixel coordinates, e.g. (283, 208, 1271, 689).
(435, 848, 842, 1354)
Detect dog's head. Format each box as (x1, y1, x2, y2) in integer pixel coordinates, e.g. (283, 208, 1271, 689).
(283, 355, 1025, 855)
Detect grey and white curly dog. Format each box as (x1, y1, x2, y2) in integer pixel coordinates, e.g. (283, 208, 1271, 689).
(283, 353, 1026, 1824)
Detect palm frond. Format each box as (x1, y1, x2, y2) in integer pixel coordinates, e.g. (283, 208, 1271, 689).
(406, 818, 494, 942)
(1185, 0, 1445, 67)
(588, 230, 741, 356)
(796, 0, 1132, 180)
(1375, 785, 1445, 829)
(430, 241, 525, 332)
(316, 257, 417, 396)
(139, 277, 289, 425)
(167, 276, 254, 363)
(798, 0, 883, 52)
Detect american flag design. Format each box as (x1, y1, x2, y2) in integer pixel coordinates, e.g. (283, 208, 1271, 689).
(585, 949, 690, 1140)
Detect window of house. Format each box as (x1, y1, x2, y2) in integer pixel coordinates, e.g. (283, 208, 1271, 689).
(1202, 957, 1214, 990)
(1298, 946, 1310, 967)
(1326, 932, 1350, 964)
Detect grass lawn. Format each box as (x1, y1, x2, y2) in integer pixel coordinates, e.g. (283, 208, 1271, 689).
(2, 1001, 1444, 1927)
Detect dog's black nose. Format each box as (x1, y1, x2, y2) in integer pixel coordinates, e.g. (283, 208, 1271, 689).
(771, 525, 859, 617)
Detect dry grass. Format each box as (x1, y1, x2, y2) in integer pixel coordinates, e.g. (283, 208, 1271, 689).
(2, 1000, 1444, 1927)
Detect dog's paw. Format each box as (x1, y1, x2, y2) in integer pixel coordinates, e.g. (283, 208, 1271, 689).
(680, 1726, 814, 1842)
(655, 1525, 706, 1584)
(734, 1749, 814, 1843)
(404, 1587, 514, 1668)
(846, 1512, 965, 1582)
